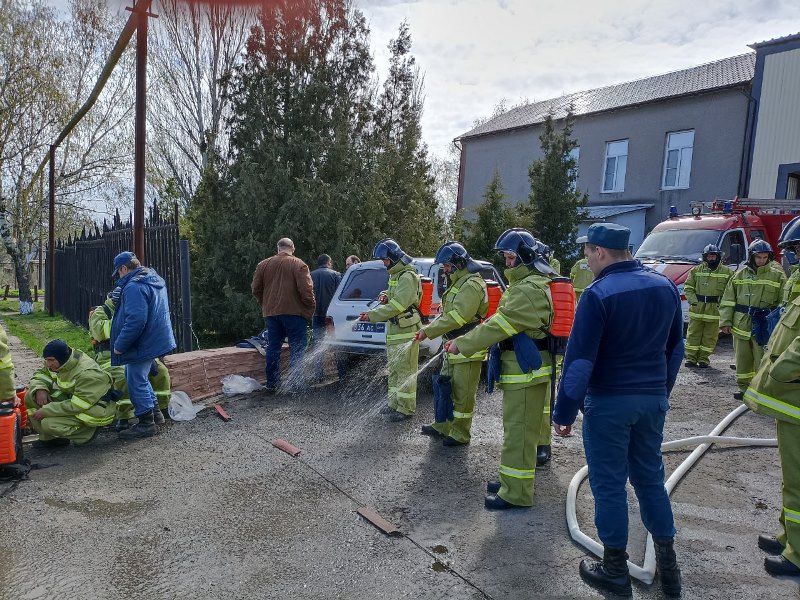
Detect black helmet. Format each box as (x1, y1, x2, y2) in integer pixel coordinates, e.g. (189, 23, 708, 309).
(778, 216, 800, 249)
(702, 244, 721, 259)
(372, 238, 411, 266)
(747, 238, 774, 268)
(434, 241, 482, 273)
(494, 228, 554, 274)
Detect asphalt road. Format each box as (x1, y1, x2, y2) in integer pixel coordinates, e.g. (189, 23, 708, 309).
(0, 337, 797, 599)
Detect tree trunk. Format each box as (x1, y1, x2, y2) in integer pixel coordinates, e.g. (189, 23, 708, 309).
(0, 210, 33, 314)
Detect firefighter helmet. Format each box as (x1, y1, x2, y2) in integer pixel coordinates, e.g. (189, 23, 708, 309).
(372, 238, 411, 266)
(778, 216, 800, 249)
(434, 241, 482, 273)
(494, 228, 554, 274)
(747, 238, 774, 268)
(702, 244, 722, 259)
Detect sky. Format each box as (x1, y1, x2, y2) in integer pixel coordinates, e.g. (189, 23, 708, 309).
(49, 0, 799, 161)
(358, 0, 798, 158)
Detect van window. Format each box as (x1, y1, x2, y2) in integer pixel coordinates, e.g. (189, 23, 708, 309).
(339, 268, 388, 301)
(436, 266, 505, 295)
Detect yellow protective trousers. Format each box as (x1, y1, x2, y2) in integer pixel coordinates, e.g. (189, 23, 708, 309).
(497, 380, 550, 506)
(430, 358, 482, 443)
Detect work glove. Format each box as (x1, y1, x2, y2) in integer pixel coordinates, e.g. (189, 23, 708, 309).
(358, 312, 370, 322)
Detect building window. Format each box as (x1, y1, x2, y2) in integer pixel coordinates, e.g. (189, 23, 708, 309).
(602, 140, 628, 192)
(662, 130, 694, 189)
(568, 147, 580, 191)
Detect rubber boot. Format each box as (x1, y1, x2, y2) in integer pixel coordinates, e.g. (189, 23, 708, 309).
(536, 445, 551, 466)
(153, 407, 165, 425)
(119, 410, 156, 440)
(114, 419, 130, 432)
(654, 537, 682, 597)
(579, 547, 632, 597)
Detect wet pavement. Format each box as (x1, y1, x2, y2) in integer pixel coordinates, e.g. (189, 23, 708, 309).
(1, 337, 798, 599)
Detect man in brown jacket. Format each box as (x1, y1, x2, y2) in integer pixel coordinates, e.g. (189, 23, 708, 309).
(252, 238, 315, 393)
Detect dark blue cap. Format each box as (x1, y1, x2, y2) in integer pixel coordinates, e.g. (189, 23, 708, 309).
(586, 223, 631, 250)
(42, 339, 71, 366)
(112, 251, 136, 276)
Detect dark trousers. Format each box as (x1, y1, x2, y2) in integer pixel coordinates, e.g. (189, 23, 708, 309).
(265, 315, 308, 390)
(583, 392, 677, 548)
(311, 316, 344, 381)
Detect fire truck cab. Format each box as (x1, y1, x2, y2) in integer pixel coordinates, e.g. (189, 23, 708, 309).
(634, 198, 800, 323)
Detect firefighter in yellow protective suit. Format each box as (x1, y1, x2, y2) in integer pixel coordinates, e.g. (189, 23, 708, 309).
(89, 292, 171, 431)
(683, 244, 733, 368)
(446, 228, 554, 510)
(571, 236, 594, 302)
(720, 239, 785, 399)
(744, 293, 800, 578)
(779, 217, 800, 304)
(25, 339, 114, 447)
(415, 241, 488, 446)
(360, 239, 422, 421)
(0, 327, 15, 404)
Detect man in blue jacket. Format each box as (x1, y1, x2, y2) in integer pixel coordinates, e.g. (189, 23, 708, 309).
(111, 251, 176, 440)
(552, 223, 684, 598)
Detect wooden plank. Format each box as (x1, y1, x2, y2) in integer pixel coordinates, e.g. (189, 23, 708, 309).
(357, 507, 401, 536)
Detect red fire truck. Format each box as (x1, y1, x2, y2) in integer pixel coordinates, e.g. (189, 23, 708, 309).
(634, 198, 800, 323)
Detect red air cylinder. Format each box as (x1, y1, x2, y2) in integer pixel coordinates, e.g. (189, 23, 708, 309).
(485, 280, 502, 318)
(0, 408, 21, 466)
(16, 387, 27, 429)
(549, 277, 576, 337)
(419, 277, 433, 319)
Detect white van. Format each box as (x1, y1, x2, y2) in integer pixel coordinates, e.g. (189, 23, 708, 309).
(325, 258, 505, 359)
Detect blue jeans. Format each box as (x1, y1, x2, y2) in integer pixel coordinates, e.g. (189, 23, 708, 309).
(125, 360, 158, 417)
(265, 315, 308, 390)
(312, 316, 345, 381)
(583, 393, 677, 548)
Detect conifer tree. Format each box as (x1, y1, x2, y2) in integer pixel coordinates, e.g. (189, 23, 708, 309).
(522, 110, 588, 267)
(465, 169, 516, 271)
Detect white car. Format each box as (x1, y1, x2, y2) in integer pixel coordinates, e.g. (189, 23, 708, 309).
(325, 258, 505, 358)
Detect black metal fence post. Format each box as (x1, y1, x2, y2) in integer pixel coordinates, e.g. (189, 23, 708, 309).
(179, 239, 192, 352)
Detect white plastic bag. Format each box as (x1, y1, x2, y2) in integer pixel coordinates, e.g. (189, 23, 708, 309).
(168, 391, 204, 421)
(221, 375, 263, 396)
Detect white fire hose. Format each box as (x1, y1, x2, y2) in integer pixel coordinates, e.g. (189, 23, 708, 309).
(566, 403, 778, 584)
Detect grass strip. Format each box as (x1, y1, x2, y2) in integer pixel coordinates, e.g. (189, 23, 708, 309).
(0, 300, 92, 356)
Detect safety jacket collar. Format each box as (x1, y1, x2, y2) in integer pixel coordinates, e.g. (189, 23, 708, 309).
(388, 262, 414, 276)
(54, 349, 79, 373)
(505, 263, 531, 284)
(447, 267, 471, 287)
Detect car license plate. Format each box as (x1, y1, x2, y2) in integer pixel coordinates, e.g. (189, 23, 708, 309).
(353, 322, 385, 333)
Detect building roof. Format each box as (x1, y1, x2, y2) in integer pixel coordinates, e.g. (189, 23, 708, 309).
(749, 32, 800, 50)
(584, 204, 654, 220)
(458, 53, 755, 141)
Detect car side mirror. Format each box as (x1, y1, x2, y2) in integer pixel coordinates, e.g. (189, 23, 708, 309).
(729, 243, 743, 264)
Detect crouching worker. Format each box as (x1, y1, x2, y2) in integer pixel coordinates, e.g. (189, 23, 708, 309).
(444, 228, 554, 510)
(415, 241, 488, 446)
(25, 339, 115, 448)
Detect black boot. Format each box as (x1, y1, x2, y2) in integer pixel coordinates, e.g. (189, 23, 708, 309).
(758, 533, 785, 555)
(114, 418, 130, 432)
(536, 445, 551, 466)
(153, 407, 166, 425)
(119, 410, 156, 440)
(579, 546, 632, 597)
(654, 537, 682, 597)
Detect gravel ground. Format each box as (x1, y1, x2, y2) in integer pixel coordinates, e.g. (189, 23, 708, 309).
(0, 331, 797, 599)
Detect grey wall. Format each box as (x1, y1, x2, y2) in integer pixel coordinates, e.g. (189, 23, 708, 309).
(459, 88, 750, 231)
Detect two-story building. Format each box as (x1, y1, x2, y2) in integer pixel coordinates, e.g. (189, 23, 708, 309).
(455, 33, 800, 251)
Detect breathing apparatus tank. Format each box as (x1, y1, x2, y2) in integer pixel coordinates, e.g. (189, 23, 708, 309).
(485, 280, 502, 318)
(548, 276, 576, 351)
(418, 277, 433, 322)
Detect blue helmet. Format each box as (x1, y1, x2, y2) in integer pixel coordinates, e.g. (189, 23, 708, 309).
(494, 228, 554, 274)
(702, 244, 721, 258)
(747, 238, 773, 268)
(372, 238, 411, 266)
(778, 216, 800, 248)
(434, 241, 482, 273)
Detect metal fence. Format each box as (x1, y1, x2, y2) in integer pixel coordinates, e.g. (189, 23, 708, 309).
(50, 203, 186, 352)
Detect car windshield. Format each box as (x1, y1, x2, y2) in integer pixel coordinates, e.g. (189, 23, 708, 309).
(338, 268, 389, 301)
(635, 229, 720, 263)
